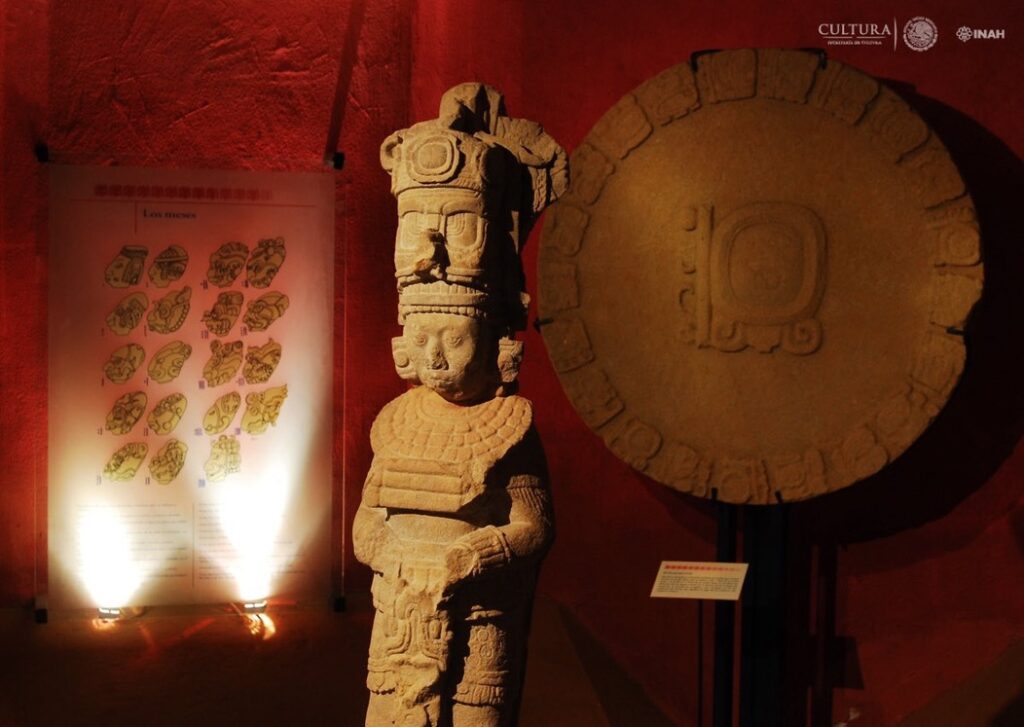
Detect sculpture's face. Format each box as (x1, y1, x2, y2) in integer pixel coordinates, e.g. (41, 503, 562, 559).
(395, 189, 488, 288)
(403, 313, 494, 403)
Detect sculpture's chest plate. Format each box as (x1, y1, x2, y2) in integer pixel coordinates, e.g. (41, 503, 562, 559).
(377, 458, 474, 512)
(367, 388, 532, 513)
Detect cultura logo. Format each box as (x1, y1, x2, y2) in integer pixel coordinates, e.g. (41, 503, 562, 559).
(818, 21, 896, 48)
(903, 16, 938, 51)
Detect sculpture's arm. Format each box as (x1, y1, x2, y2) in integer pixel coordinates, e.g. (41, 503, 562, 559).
(351, 466, 396, 576)
(445, 474, 554, 585)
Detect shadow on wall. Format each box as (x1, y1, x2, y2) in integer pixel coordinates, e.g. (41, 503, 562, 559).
(993, 693, 1024, 727)
(784, 84, 1024, 726)
(899, 639, 1024, 726)
(557, 603, 676, 727)
(792, 82, 1024, 555)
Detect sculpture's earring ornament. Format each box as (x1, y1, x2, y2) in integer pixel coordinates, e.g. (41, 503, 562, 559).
(497, 337, 523, 391)
(391, 336, 419, 382)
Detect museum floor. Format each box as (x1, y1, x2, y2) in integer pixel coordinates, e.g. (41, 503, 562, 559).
(0, 595, 676, 726)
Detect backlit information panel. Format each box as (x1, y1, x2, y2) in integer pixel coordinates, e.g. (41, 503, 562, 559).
(48, 166, 333, 609)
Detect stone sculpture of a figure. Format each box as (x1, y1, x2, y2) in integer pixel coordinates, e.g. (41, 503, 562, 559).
(353, 83, 567, 726)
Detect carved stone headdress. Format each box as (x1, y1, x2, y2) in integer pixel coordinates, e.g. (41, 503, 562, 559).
(380, 83, 568, 331)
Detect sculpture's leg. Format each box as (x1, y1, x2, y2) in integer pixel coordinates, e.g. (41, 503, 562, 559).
(369, 693, 440, 727)
(366, 692, 396, 726)
(451, 702, 503, 726)
(451, 615, 519, 727)
(366, 603, 400, 726)
(367, 585, 453, 726)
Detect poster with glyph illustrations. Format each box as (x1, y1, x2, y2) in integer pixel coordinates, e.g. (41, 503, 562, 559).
(48, 166, 333, 610)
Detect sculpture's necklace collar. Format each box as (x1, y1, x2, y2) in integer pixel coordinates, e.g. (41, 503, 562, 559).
(370, 386, 532, 467)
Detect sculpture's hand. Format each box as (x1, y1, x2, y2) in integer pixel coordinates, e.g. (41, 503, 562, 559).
(443, 542, 480, 593)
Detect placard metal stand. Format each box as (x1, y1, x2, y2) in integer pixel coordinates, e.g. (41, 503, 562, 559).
(711, 503, 789, 727)
(712, 501, 737, 727)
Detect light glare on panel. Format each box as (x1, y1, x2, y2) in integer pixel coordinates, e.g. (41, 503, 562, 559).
(215, 463, 291, 602)
(78, 506, 144, 611)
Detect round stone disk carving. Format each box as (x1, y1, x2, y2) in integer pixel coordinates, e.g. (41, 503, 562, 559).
(538, 50, 983, 504)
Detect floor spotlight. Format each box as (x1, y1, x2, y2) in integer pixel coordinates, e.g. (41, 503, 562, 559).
(97, 606, 122, 621)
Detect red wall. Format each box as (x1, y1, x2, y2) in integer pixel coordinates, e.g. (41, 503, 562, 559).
(2, 2, 1021, 725)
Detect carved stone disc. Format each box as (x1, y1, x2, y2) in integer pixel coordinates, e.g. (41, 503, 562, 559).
(538, 50, 982, 504)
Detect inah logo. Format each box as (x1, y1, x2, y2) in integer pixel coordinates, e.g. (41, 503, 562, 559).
(903, 17, 938, 51)
(956, 26, 1007, 42)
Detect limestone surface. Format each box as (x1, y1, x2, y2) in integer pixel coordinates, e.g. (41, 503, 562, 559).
(355, 83, 566, 726)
